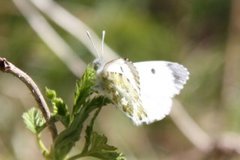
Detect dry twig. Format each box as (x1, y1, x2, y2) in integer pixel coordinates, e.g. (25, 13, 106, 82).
(0, 57, 57, 139)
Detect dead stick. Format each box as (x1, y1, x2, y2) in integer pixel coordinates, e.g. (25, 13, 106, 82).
(0, 57, 57, 139)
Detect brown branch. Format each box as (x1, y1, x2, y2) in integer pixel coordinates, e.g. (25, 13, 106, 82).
(0, 57, 57, 139)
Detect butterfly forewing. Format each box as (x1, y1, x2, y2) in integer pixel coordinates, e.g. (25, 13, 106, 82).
(134, 61, 189, 124)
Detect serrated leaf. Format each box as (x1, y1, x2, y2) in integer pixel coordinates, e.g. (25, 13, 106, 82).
(45, 87, 56, 100)
(84, 96, 111, 113)
(83, 131, 125, 160)
(46, 87, 70, 127)
(22, 108, 46, 134)
(51, 66, 97, 159)
(49, 64, 124, 160)
(73, 65, 96, 114)
(80, 107, 125, 160)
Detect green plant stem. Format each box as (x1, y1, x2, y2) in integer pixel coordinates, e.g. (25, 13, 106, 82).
(36, 134, 49, 156)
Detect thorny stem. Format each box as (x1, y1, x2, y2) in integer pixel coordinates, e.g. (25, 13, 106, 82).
(0, 57, 57, 139)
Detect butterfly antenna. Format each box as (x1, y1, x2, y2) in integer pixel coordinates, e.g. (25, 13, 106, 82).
(86, 31, 100, 58)
(101, 30, 106, 59)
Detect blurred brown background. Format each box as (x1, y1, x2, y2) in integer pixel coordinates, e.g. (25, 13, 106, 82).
(1, 0, 240, 159)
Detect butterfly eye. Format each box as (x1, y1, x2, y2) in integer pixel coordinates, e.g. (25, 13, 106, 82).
(93, 62, 100, 70)
(151, 68, 156, 74)
(93, 59, 102, 70)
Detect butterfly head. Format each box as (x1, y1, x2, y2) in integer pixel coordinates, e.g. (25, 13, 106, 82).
(86, 30, 106, 73)
(93, 58, 105, 74)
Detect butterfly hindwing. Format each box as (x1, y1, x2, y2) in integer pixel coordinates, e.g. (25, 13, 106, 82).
(99, 59, 148, 125)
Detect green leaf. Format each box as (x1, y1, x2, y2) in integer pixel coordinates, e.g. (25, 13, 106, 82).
(50, 65, 98, 160)
(22, 108, 46, 134)
(46, 87, 70, 127)
(84, 96, 111, 114)
(68, 106, 125, 160)
(82, 106, 103, 154)
(73, 65, 96, 115)
(54, 96, 110, 158)
(83, 106, 125, 160)
(49, 64, 124, 160)
(45, 87, 56, 100)
(82, 131, 125, 160)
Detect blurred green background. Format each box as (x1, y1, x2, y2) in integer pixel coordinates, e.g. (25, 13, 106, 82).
(1, 0, 240, 159)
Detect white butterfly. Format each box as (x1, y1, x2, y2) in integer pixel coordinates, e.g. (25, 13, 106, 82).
(87, 31, 189, 125)
(94, 58, 189, 126)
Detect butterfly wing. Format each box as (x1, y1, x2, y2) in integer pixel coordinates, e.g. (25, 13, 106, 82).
(99, 58, 148, 125)
(133, 61, 189, 124)
(97, 58, 189, 125)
